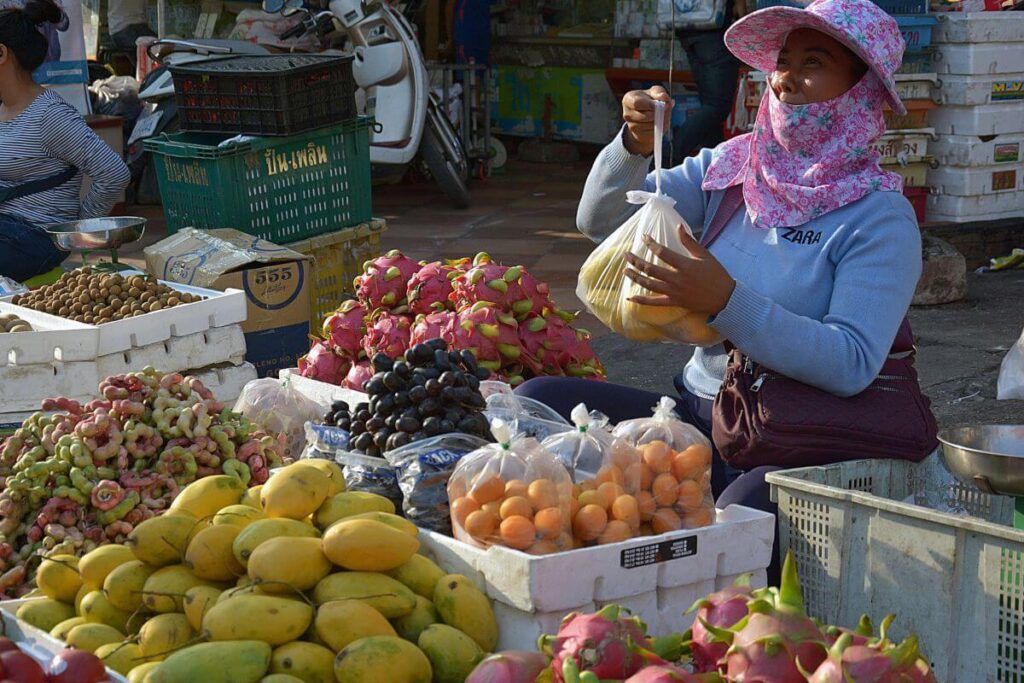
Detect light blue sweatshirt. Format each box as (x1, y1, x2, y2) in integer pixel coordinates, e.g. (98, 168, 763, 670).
(577, 134, 922, 400)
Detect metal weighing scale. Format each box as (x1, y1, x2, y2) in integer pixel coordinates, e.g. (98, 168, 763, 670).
(938, 425, 1024, 529)
(44, 217, 147, 272)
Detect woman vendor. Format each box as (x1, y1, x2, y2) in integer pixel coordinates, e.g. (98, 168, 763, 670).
(0, 0, 131, 283)
(518, 0, 936, 582)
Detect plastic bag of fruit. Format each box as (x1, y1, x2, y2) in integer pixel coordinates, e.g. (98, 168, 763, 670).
(448, 419, 574, 554)
(338, 450, 404, 510)
(301, 421, 349, 461)
(575, 101, 721, 347)
(386, 433, 490, 535)
(611, 396, 716, 533)
(542, 403, 641, 488)
(484, 392, 572, 442)
(234, 377, 324, 461)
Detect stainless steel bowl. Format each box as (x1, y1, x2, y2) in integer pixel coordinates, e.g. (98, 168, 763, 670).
(45, 217, 146, 251)
(938, 425, 1024, 497)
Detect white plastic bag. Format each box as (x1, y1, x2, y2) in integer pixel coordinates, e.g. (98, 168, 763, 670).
(234, 377, 323, 461)
(576, 101, 721, 346)
(484, 392, 573, 442)
(997, 327, 1024, 400)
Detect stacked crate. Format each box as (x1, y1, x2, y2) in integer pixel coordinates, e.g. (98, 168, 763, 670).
(926, 13, 1024, 223)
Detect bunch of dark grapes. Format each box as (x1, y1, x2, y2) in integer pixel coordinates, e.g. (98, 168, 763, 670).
(348, 339, 492, 457)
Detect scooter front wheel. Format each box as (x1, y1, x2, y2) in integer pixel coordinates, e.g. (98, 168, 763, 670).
(421, 106, 471, 209)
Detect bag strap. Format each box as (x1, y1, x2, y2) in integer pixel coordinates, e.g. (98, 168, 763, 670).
(700, 184, 744, 248)
(0, 167, 77, 205)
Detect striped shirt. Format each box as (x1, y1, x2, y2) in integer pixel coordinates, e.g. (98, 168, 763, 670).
(0, 89, 131, 226)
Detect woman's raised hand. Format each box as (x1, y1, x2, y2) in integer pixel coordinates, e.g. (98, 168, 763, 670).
(622, 86, 674, 157)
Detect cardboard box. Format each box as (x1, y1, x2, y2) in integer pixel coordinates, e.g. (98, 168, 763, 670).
(145, 228, 312, 378)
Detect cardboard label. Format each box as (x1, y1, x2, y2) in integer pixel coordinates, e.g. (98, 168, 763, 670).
(620, 535, 697, 569)
(994, 143, 1021, 164)
(242, 262, 306, 312)
(992, 81, 1024, 102)
(244, 322, 310, 378)
(992, 170, 1017, 191)
(872, 137, 927, 161)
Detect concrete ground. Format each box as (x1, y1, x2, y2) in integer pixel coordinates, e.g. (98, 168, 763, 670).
(120, 158, 1024, 429)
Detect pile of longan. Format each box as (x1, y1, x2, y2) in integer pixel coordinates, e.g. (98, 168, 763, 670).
(0, 313, 32, 333)
(11, 269, 202, 325)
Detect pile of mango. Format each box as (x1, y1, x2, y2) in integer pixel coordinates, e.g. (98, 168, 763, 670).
(15, 462, 498, 683)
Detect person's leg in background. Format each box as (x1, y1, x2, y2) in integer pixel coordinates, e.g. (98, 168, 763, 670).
(108, 0, 154, 51)
(0, 215, 68, 283)
(717, 465, 783, 585)
(515, 376, 668, 426)
(672, 29, 741, 160)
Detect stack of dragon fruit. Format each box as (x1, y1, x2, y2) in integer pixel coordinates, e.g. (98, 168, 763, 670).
(300, 250, 606, 389)
(466, 553, 938, 683)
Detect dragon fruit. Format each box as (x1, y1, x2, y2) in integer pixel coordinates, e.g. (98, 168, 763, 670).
(451, 253, 552, 318)
(465, 651, 548, 683)
(822, 614, 883, 648)
(540, 604, 659, 682)
(564, 329, 607, 381)
(410, 310, 457, 347)
(687, 575, 755, 674)
(452, 302, 522, 373)
(518, 310, 579, 375)
(323, 299, 367, 359)
(806, 632, 937, 683)
(407, 261, 460, 314)
(354, 249, 420, 309)
(625, 665, 722, 682)
(343, 360, 374, 391)
(362, 312, 412, 359)
(298, 341, 350, 385)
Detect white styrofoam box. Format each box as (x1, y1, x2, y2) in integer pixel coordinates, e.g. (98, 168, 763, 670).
(929, 102, 1024, 137)
(936, 72, 1024, 106)
(0, 599, 129, 682)
(933, 43, 1024, 75)
(882, 160, 931, 187)
(420, 505, 774, 650)
(927, 190, 1024, 223)
(0, 305, 94, 365)
(929, 132, 1024, 166)
(932, 12, 1024, 44)
(191, 361, 258, 405)
(870, 128, 933, 164)
(927, 161, 1023, 196)
(0, 325, 248, 413)
(894, 73, 938, 101)
(279, 368, 368, 409)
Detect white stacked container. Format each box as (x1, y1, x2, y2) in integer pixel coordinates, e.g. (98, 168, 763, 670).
(927, 13, 1024, 222)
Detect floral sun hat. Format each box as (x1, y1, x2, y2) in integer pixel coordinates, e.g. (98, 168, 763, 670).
(724, 0, 907, 115)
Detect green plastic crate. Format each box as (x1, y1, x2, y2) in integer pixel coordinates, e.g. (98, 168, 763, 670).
(145, 117, 372, 244)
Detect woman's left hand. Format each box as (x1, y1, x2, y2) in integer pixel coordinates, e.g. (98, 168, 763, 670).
(624, 225, 737, 316)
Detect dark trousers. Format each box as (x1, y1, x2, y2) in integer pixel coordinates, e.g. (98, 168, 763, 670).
(516, 376, 781, 585)
(0, 214, 67, 283)
(673, 29, 740, 160)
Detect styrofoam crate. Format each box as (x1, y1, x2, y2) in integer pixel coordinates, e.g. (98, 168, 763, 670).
(0, 305, 94, 365)
(927, 161, 1023, 195)
(870, 128, 933, 164)
(929, 102, 1024, 136)
(0, 325, 248, 413)
(420, 505, 774, 650)
(881, 159, 932, 186)
(927, 190, 1024, 223)
(766, 456, 1024, 683)
(933, 42, 1024, 75)
(0, 599, 129, 682)
(936, 72, 1024, 106)
(894, 78, 936, 101)
(929, 132, 1024, 166)
(192, 361, 258, 405)
(932, 12, 1024, 44)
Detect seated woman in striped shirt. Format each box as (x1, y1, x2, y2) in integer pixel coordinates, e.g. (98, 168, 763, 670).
(0, 0, 130, 282)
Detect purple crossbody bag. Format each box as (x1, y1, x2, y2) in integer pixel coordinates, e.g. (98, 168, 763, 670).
(702, 186, 939, 470)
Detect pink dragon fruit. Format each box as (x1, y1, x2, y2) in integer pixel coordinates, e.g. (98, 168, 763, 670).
(564, 329, 607, 381)
(451, 253, 552, 318)
(625, 665, 722, 682)
(518, 310, 579, 375)
(362, 312, 412, 359)
(323, 299, 367, 359)
(540, 604, 659, 683)
(354, 249, 420, 309)
(410, 310, 457, 347)
(298, 341, 350, 385)
(465, 651, 549, 683)
(806, 632, 937, 683)
(452, 302, 522, 373)
(822, 614, 883, 648)
(687, 575, 755, 674)
(342, 360, 374, 391)
(407, 261, 460, 314)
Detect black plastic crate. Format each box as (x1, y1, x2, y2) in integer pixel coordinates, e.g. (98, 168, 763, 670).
(170, 54, 356, 136)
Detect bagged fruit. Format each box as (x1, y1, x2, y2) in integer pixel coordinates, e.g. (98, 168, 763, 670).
(575, 101, 721, 346)
(338, 450, 404, 510)
(301, 421, 350, 461)
(612, 396, 716, 533)
(448, 420, 574, 554)
(234, 377, 323, 461)
(484, 392, 572, 442)
(542, 403, 641, 491)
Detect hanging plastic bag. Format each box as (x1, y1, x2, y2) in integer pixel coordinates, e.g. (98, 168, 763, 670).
(612, 396, 716, 533)
(997, 326, 1024, 400)
(447, 420, 573, 554)
(386, 433, 490, 535)
(576, 101, 721, 346)
(484, 392, 573, 442)
(234, 377, 323, 461)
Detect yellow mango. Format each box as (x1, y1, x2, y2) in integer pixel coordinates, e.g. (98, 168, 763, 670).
(314, 600, 396, 653)
(232, 517, 320, 568)
(127, 513, 200, 567)
(95, 641, 146, 675)
(216, 584, 260, 603)
(65, 622, 124, 652)
(146, 640, 271, 683)
(294, 459, 345, 496)
(213, 504, 266, 529)
(344, 511, 418, 537)
(127, 661, 162, 683)
(269, 642, 335, 683)
(79, 545, 137, 587)
(202, 594, 313, 646)
(36, 554, 82, 603)
(103, 560, 157, 612)
(261, 463, 331, 520)
(75, 582, 93, 613)
(432, 574, 498, 652)
(261, 675, 304, 683)
(391, 595, 439, 644)
(169, 474, 246, 520)
(16, 598, 75, 632)
(385, 554, 446, 600)
(183, 585, 222, 632)
(312, 572, 415, 619)
(185, 524, 244, 582)
(418, 624, 486, 683)
(50, 616, 87, 641)
(247, 537, 330, 594)
(322, 519, 419, 572)
(240, 485, 263, 509)
(139, 613, 194, 661)
(80, 590, 133, 632)
(314, 491, 394, 530)
(142, 564, 219, 613)
(333, 636, 432, 683)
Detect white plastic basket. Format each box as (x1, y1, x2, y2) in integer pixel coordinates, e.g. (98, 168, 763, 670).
(766, 456, 1024, 683)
